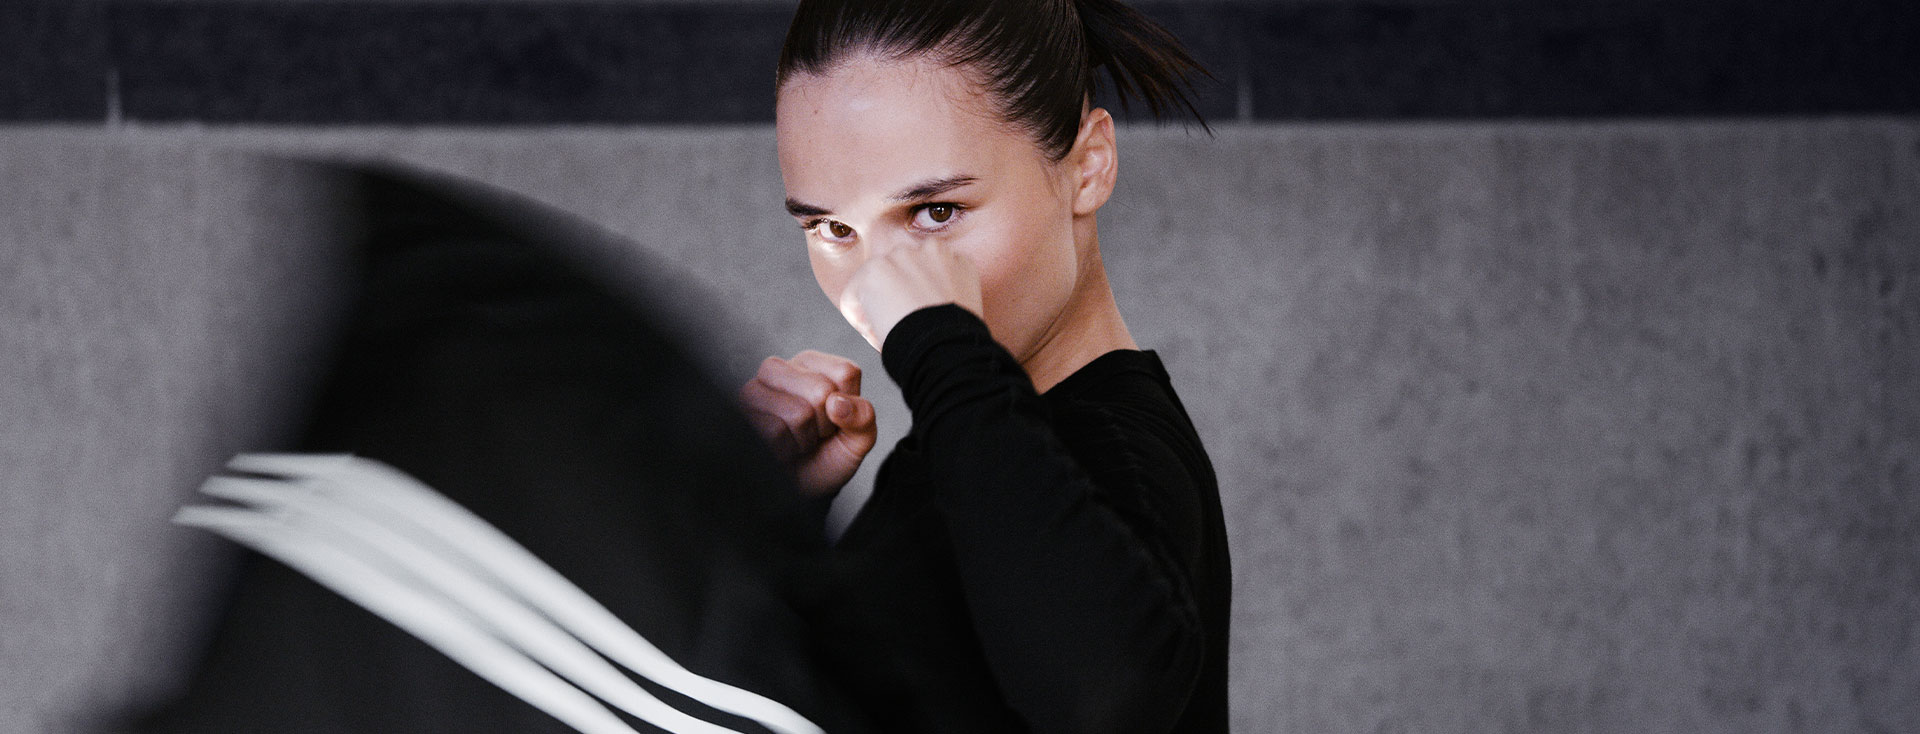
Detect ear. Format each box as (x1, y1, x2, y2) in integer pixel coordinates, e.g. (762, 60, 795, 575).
(1067, 107, 1118, 216)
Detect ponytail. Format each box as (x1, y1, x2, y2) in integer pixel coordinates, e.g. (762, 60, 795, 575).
(777, 0, 1211, 161)
(1075, 0, 1212, 131)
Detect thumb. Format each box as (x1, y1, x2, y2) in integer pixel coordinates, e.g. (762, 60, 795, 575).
(825, 394, 878, 455)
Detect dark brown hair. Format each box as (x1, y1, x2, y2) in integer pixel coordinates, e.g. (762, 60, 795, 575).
(776, 0, 1211, 161)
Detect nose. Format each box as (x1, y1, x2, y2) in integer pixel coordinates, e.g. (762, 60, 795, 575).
(861, 228, 912, 261)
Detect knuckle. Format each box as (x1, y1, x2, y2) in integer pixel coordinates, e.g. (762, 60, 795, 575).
(796, 373, 835, 402)
(792, 351, 860, 391)
(779, 398, 824, 433)
(746, 378, 778, 401)
(769, 392, 812, 422)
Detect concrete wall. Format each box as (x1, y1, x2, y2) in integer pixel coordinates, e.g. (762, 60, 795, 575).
(2, 119, 1915, 733)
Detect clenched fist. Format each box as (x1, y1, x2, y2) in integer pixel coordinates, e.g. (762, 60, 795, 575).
(737, 350, 877, 498)
(840, 238, 984, 351)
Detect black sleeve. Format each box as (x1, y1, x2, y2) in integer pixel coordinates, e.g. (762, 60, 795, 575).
(880, 305, 1206, 734)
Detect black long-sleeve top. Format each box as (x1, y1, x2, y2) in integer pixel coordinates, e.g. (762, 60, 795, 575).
(819, 305, 1231, 734)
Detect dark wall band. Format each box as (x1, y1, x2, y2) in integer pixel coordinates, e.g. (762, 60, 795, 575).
(4, 1, 1916, 124)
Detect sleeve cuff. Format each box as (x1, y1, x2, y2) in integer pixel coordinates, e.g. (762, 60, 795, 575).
(880, 304, 997, 404)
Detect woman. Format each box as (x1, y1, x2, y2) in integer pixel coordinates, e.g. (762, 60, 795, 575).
(738, 1, 1231, 732)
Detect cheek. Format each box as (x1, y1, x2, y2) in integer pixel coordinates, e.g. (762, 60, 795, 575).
(969, 207, 1078, 324)
(809, 249, 852, 304)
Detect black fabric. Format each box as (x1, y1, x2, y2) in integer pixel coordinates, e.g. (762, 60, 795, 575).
(130, 164, 871, 734)
(823, 305, 1232, 734)
(125, 167, 1227, 734)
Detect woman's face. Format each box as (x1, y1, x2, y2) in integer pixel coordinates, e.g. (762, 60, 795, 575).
(775, 54, 1084, 357)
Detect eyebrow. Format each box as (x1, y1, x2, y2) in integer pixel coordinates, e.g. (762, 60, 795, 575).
(783, 174, 980, 219)
(784, 199, 830, 218)
(891, 175, 978, 202)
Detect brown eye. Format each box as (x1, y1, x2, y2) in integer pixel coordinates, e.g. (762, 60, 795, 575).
(912, 204, 962, 230)
(828, 221, 853, 239)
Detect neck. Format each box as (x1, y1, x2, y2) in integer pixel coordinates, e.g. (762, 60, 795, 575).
(1019, 231, 1137, 393)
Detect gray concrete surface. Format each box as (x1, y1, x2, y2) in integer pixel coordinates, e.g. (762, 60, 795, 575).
(1, 119, 1915, 733)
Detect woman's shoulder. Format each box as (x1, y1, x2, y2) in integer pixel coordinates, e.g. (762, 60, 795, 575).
(1044, 349, 1207, 455)
(1045, 351, 1219, 508)
(1043, 348, 1226, 583)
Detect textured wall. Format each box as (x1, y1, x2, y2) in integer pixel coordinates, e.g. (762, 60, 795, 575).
(2, 119, 1915, 733)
